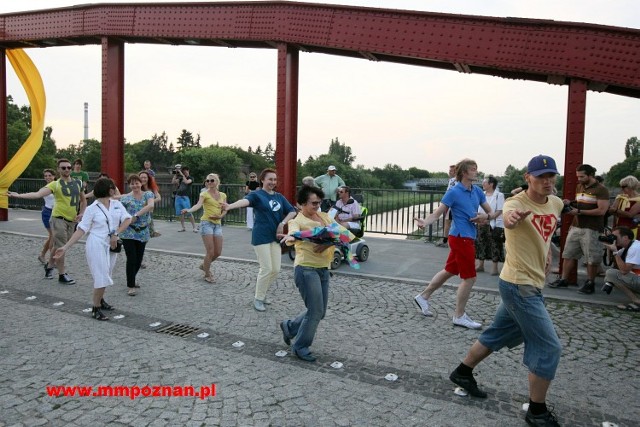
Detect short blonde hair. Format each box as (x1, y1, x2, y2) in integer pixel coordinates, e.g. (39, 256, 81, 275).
(619, 175, 639, 190)
(302, 176, 315, 186)
(455, 158, 477, 182)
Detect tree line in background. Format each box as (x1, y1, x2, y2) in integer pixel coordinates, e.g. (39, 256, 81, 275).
(6, 97, 639, 192)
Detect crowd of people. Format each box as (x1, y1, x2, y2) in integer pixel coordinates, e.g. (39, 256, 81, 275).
(7, 154, 640, 427)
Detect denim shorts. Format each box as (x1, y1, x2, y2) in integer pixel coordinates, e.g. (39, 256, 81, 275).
(478, 279, 562, 380)
(175, 196, 192, 216)
(200, 220, 222, 237)
(41, 207, 52, 229)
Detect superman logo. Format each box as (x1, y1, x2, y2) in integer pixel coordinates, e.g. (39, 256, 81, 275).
(531, 214, 557, 242)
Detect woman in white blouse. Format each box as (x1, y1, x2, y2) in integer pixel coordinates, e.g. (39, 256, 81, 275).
(475, 176, 505, 275)
(54, 178, 131, 320)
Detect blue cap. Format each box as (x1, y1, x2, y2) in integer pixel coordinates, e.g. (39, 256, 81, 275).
(527, 155, 559, 177)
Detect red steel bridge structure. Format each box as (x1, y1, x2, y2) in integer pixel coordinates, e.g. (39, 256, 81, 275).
(0, 1, 639, 218)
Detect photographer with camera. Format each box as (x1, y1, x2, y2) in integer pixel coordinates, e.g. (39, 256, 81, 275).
(602, 226, 640, 311)
(548, 164, 609, 294)
(171, 165, 197, 232)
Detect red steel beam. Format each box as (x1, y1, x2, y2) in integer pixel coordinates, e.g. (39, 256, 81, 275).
(275, 43, 299, 203)
(559, 78, 588, 281)
(101, 37, 125, 191)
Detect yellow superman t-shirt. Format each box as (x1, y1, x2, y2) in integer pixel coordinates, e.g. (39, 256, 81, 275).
(500, 191, 564, 288)
(46, 178, 83, 221)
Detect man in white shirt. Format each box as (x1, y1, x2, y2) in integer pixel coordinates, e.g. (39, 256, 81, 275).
(602, 226, 640, 311)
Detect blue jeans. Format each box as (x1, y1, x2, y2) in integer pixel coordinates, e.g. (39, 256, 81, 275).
(284, 266, 330, 356)
(478, 279, 562, 380)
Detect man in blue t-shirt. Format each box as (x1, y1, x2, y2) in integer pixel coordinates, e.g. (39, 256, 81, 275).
(413, 159, 496, 329)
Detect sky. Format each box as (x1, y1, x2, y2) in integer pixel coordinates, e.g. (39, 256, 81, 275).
(1, 0, 638, 176)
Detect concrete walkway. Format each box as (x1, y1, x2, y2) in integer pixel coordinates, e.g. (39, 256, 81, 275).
(0, 208, 638, 426)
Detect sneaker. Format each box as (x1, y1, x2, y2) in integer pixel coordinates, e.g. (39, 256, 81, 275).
(449, 369, 487, 398)
(547, 278, 569, 288)
(279, 321, 292, 346)
(525, 407, 560, 427)
(414, 294, 433, 317)
(453, 313, 482, 329)
(263, 297, 272, 305)
(577, 279, 595, 294)
(254, 299, 266, 312)
(44, 265, 54, 279)
(58, 273, 76, 285)
(435, 241, 448, 248)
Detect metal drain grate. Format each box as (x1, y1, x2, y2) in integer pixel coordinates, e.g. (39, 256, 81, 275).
(155, 323, 200, 338)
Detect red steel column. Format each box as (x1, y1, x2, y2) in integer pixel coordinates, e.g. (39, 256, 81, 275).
(275, 43, 299, 203)
(559, 78, 588, 280)
(0, 49, 7, 221)
(101, 38, 125, 191)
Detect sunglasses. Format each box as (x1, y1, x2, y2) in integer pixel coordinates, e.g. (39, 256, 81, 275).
(621, 185, 628, 189)
(205, 179, 216, 183)
(249, 176, 257, 179)
(59, 166, 72, 170)
(308, 201, 321, 206)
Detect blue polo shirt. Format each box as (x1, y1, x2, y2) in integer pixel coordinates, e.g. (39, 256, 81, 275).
(441, 182, 486, 239)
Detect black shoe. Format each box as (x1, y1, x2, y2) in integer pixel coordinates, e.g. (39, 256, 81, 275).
(293, 350, 317, 362)
(547, 278, 569, 288)
(525, 407, 560, 427)
(58, 273, 76, 285)
(92, 307, 109, 321)
(100, 298, 114, 311)
(44, 265, 54, 279)
(577, 280, 595, 294)
(449, 369, 487, 398)
(279, 321, 291, 346)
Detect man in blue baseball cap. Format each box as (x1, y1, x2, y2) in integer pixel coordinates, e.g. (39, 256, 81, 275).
(449, 154, 564, 426)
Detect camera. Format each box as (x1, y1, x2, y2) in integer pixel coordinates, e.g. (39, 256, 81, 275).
(601, 282, 614, 294)
(562, 201, 577, 214)
(598, 234, 616, 244)
(172, 164, 182, 175)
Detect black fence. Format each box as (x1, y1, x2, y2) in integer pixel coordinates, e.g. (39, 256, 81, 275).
(7, 179, 448, 240)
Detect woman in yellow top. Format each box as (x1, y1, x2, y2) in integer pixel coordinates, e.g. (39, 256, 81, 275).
(608, 175, 640, 238)
(279, 185, 354, 362)
(182, 173, 227, 283)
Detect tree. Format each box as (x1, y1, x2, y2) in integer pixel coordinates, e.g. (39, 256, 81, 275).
(408, 167, 431, 179)
(624, 136, 640, 158)
(176, 129, 200, 151)
(6, 96, 58, 178)
(605, 157, 640, 187)
(263, 142, 275, 163)
(371, 164, 411, 189)
(499, 164, 527, 193)
(174, 146, 243, 184)
(328, 137, 355, 166)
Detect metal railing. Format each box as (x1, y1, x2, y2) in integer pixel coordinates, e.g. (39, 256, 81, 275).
(6, 179, 447, 240)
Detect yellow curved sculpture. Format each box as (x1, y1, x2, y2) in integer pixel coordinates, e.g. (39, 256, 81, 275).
(0, 49, 46, 209)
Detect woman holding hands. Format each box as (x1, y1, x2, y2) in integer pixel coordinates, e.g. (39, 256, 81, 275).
(183, 173, 227, 283)
(223, 168, 297, 311)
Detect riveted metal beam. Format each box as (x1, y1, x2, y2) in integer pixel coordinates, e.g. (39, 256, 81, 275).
(101, 37, 125, 191)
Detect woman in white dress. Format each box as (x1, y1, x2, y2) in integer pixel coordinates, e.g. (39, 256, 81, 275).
(38, 168, 56, 265)
(54, 178, 131, 320)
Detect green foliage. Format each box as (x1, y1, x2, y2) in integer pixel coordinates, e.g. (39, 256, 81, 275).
(408, 167, 431, 179)
(226, 146, 272, 173)
(328, 137, 355, 166)
(371, 164, 411, 189)
(175, 129, 201, 151)
(6, 96, 57, 178)
(624, 136, 639, 158)
(500, 164, 527, 193)
(57, 139, 102, 172)
(175, 146, 243, 184)
(125, 132, 175, 173)
(605, 156, 640, 187)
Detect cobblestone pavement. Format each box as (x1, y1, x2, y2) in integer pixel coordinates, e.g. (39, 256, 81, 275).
(1, 234, 638, 426)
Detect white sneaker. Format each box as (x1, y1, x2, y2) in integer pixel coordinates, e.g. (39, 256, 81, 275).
(453, 313, 482, 330)
(414, 294, 433, 317)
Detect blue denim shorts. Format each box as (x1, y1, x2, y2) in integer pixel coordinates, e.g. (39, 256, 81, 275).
(200, 220, 222, 237)
(42, 206, 52, 229)
(478, 279, 562, 380)
(175, 196, 192, 216)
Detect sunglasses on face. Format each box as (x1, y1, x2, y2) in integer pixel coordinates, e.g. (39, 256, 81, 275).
(206, 179, 216, 183)
(621, 185, 628, 189)
(59, 166, 72, 170)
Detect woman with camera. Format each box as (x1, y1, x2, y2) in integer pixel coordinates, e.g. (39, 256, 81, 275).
(119, 174, 155, 295)
(53, 178, 131, 320)
(182, 173, 227, 283)
(222, 168, 297, 311)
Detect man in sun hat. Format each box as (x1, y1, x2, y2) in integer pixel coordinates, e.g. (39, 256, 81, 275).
(314, 165, 345, 211)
